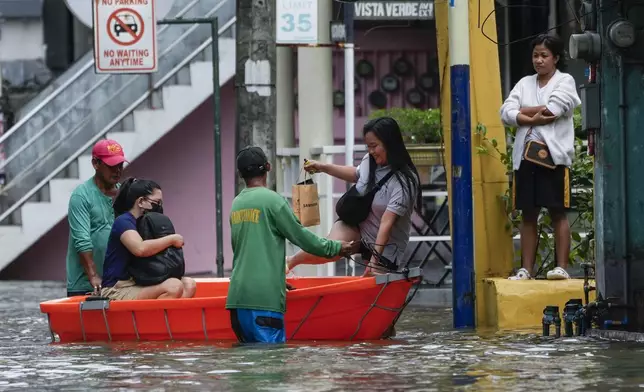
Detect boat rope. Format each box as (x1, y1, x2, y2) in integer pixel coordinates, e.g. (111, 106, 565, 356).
(343, 239, 428, 339)
(289, 296, 323, 340)
(131, 311, 140, 341)
(384, 251, 431, 332)
(349, 280, 390, 340)
(102, 307, 112, 342)
(164, 309, 174, 341)
(46, 314, 56, 343)
(202, 308, 209, 341)
(389, 278, 423, 330)
(78, 302, 86, 342)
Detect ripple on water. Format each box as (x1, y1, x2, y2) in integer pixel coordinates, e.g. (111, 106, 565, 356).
(2, 283, 644, 390)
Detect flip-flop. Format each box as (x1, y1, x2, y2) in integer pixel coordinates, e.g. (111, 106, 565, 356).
(547, 266, 570, 280)
(508, 267, 531, 280)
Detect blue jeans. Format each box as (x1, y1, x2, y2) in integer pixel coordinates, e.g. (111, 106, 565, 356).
(229, 309, 285, 344)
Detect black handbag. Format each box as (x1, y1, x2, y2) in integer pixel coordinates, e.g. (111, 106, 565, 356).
(336, 171, 394, 226)
(128, 212, 186, 286)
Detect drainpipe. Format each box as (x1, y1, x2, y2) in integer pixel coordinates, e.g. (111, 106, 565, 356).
(618, 54, 629, 305)
(503, 4, 511, 97)
(548, 0, 557, 34)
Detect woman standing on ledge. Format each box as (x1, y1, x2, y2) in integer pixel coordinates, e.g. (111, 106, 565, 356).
(499, 34, 581, 281)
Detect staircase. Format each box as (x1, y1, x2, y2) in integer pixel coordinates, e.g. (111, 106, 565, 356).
(0, 0, 237, 272)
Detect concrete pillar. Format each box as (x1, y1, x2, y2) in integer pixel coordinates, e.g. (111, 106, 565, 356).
(294, 0, 334, 277)
(435, 0, 514, 328)
(235, 0, 277, 194)
(276, 46, 294, 196)
(548, 0, 557, 34)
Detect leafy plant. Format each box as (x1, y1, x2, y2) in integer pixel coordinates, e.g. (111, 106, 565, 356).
(369, 107, 442, 144)
(475, 106, 594, 276)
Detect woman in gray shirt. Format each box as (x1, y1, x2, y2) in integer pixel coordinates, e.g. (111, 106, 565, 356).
(286, 117, 421, 276)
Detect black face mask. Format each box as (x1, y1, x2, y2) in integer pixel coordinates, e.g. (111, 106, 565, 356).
(146, 202, 163, 214)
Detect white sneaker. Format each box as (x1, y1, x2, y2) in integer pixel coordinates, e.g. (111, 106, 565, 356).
(546, 266, 570, 280)
(508, 267, 531, 280)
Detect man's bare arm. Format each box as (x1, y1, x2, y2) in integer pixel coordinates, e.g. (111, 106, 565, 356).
(79, 251, 101, 288)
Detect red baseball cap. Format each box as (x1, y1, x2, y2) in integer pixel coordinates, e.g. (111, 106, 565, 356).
(92, 139, 128, 167)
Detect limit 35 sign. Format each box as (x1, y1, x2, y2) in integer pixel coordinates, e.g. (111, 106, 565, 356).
(276, 0, 318, 44)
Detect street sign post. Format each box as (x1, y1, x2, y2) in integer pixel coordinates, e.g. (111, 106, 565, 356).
(92, 0, 158, 74)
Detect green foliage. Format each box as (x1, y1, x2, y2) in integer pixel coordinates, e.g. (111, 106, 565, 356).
(475, 106, 594, 276)
(369, 107, 442, 144)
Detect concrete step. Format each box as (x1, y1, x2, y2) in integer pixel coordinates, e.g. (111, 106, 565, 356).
(0, 225, 23, 238)
(21, 201, 69, 238)
(0, 34, 238, 276)
(49, 179, 84, 205)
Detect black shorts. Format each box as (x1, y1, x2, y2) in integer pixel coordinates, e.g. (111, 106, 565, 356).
(512, 159, 571, 211)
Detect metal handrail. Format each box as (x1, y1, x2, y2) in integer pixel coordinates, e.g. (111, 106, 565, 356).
(0, 0, 230, 172)
(0, 0, 204, 147)
(0, 16, 236, 225)
(2, 6, 232, 192)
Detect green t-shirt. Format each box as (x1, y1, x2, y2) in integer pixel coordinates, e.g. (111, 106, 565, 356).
(226, 186, 342, 314)
(65, 178, 115, 293)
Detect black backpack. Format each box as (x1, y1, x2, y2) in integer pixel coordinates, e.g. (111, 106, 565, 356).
(128, 212, 186, 286)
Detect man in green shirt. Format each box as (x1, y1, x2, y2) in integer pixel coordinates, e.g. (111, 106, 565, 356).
(226, 146, 357, 344)
(66, 139, 128, 297)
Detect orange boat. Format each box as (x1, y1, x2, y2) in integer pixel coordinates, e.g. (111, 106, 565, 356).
(40, 268, 422, 343)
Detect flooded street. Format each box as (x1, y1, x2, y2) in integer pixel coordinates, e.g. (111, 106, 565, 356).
(1, 280, 643, 391)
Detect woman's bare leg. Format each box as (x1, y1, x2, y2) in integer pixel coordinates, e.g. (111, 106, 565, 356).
(136, 278, 184, 299)
(181, 277, 197, 298)
(520, 209, 540, 274)
(287, 220, 360, 268)
(549, 208, 570, 270)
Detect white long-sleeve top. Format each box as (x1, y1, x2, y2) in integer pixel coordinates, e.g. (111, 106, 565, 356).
(499, 70, 582, 171)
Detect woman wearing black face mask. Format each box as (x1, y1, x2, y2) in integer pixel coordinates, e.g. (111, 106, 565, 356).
(100, 177, 196, 300)
(146, 197, 163, 214)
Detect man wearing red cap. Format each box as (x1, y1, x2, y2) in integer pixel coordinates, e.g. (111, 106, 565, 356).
(65, 139, 128, 297)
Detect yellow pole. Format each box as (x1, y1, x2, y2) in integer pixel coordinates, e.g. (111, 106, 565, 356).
(435, 0, 514, 327)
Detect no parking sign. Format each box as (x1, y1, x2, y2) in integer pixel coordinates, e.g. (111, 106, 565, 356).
(92, 0, 158, 73)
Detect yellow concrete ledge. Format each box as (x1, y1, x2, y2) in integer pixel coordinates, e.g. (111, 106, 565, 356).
(481, 278, 596, 330)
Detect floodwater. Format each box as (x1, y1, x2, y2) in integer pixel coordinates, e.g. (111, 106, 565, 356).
(1, 281, 643, 391)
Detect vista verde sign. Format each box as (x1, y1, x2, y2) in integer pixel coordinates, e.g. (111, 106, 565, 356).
(354, 1, 434, 20)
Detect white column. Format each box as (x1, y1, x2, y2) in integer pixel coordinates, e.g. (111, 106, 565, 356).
(344, 44, 355, 171)
(276, 46, 295, 196)
(295, 0, 334, 277)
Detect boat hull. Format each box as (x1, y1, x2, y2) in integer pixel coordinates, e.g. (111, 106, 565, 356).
(40, 270, 421, 343)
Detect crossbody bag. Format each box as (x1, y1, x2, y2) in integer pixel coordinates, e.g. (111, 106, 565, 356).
(524, 137, 556, 170)
(335, 171, 395, 227)
(524, 78, 557, 170)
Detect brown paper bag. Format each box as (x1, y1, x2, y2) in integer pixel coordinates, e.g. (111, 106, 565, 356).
(292, 174, 320, 227)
